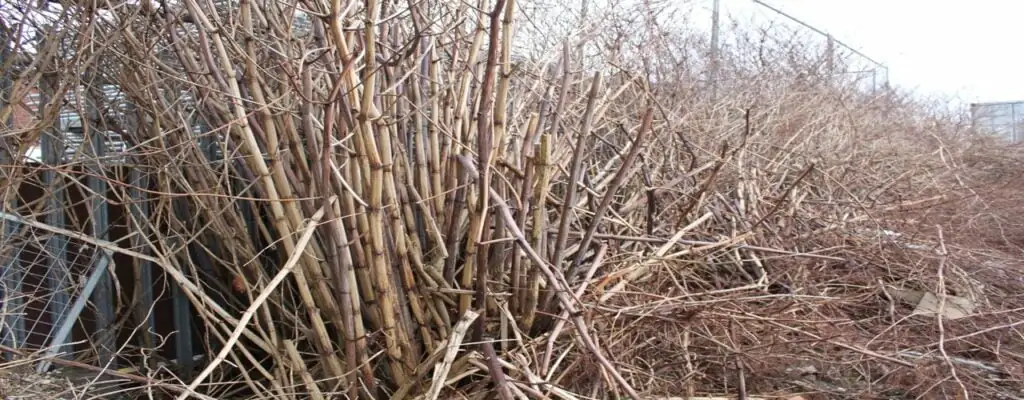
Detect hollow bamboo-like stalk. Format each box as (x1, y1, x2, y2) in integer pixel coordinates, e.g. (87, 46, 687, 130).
(545, 71, 603, 309)
(522, 133, 552, 330)
(283, 339, 326, 400)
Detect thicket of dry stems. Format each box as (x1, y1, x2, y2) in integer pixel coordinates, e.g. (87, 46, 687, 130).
(3, 0, 1024, 399)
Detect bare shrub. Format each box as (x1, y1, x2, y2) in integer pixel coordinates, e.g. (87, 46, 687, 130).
(1, 0, 1023, 399)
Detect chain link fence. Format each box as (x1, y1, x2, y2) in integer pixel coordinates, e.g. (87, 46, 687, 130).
(970, 101, 1024, 143)
(1, 205, 110, 365)
(707, 0, 889, 94)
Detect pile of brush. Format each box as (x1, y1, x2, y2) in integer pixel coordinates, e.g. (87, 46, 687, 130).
(3, 0, 1024, 399)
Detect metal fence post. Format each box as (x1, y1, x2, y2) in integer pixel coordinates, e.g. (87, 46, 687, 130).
(709, 0, 721, 103)
(871, 70, 877, 95)
(0, 22, 25, 360)
(1007, 102, 1015, 143)
(122, 97, 159, 357)
(89, 123, 115, 368)
(40, 72, 72, 363)
(1, 199, 25, 360)
(0, 17, 17, 163)
(825, 34, 835, 73)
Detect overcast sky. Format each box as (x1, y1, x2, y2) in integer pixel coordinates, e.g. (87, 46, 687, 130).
(688, 0, 1024, 106)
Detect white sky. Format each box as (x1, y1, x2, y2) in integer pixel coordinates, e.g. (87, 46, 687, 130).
(10, 0, 1020, 106)
(687, 0, 1024, 106)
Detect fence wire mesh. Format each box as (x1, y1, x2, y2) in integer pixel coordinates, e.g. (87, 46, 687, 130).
(1, 215, 104, 362)
(971, 101, 1024, 143)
